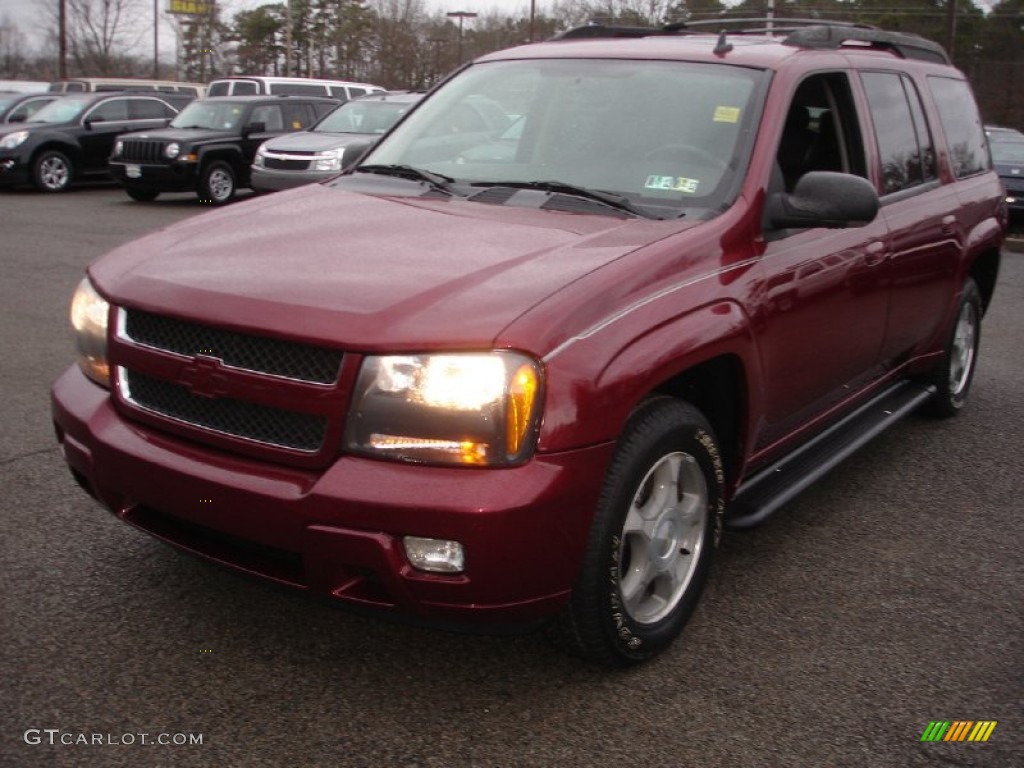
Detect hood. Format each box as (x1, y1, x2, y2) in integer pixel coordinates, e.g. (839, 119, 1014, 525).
(119, 127, 232, 143)
(261, 131, 375, 153)
(90, 183, 691, 354)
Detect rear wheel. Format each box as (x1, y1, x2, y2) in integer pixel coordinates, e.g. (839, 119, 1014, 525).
(32, 150, 73, 192)
(927, 278, 982, 417)
(199, 161, 235, 204)
(551, 398, 724, 666)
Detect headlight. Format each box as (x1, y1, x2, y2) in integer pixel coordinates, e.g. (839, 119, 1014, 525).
(69, 277, 110, 388)
(0, 130, 29, 149)
(164, 142, 180, 159)
(253, 143, 267, 168)
(344, 352, 542, 466)
(313, 147, 344, 172)
(113, 139, 124, 157)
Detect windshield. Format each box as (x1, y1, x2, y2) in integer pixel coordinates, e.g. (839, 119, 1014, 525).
(356, 59, 763, 217)
(170, 100, 247, 130)
(26, 96, 89, 123)
(991, 141, 1024, 164)
(315, 99, 415, 135)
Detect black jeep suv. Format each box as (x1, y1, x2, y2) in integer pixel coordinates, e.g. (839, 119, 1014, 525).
(109, 95, 339, 203)
(0, 91, 187, 192)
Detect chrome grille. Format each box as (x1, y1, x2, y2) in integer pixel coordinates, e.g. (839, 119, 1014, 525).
(120, 139, 165, 163)
(123, 370, 328, 452)
(123, 309, 342, 384)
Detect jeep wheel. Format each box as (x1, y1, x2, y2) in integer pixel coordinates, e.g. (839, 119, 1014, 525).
(552, 398, 723, 666)
(199, 161, 235, 204)
(32, 150, 73, 193)
(927, 277, 982, 417)
(125, 188, 159, 202)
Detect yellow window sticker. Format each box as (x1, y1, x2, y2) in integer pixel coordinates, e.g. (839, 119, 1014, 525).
(713, 106, 741, 123)
(645, 175, 700, 194)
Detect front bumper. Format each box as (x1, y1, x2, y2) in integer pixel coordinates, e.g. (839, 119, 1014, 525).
(52, 365, 612, 629)
(109, 160, 199, 193)
(0, 151, 30, 186)
(250, 165, 336, 192)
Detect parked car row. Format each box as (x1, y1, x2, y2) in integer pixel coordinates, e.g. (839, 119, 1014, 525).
(0, 76, 409, 202)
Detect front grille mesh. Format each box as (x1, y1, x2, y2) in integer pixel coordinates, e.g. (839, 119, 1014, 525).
(120, 139, 165, 163)
(125, 371, 328, 452)
(124, 310, 342, 384)
(265, 157, 311, 171)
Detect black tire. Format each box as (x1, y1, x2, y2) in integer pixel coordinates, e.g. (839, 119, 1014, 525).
(32, 149, 73, 193)
(926, 278, 982, 418)
(198, 161, 236, 204)
(550, 397, 724, 666)
(125, 188, 159, 202)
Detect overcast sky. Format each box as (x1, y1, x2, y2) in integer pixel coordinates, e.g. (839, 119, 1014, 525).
(0, 0, 543, 57)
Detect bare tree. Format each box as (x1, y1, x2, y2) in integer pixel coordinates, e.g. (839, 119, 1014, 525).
(49, 0, 145, 75)
(0, 15, 31, 78)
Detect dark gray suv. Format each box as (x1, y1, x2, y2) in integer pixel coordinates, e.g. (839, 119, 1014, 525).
(251, 91, 423, 192)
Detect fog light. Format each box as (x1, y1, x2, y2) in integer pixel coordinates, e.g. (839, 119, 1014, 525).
(403, 536, 465, 574)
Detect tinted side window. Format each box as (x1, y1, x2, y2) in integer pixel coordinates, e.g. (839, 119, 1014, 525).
(349, 87, 367, 98)
(249, 105, 284, 131)
(233, 81, 259, 95)
(129, 98, 170, 119)
(862, 72, 932, 194)
(282, 103, 313, 131)
(329, 86, 350, 102)
(270, 83, 326, 96)
(927, 76, 989, 178)
(207, 82, 229, 97)
(87, 99, 129, 121)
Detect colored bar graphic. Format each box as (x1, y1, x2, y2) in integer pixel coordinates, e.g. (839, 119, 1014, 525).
(921, 720, 997, 742)
(921, 722, 950, 742)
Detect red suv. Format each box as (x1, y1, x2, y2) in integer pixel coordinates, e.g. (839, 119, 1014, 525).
(52, 21, 1006, 666)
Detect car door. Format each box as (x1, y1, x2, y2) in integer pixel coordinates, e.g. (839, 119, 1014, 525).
(860, 71, 964, 364)
(754, 72, 891, 450)
(77, 97, 134, 172)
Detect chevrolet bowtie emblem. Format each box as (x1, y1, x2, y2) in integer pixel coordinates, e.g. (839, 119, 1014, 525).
(177, 355, 230, 398)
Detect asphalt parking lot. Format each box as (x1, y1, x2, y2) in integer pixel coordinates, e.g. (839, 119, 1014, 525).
(1, 186, 1022, 768)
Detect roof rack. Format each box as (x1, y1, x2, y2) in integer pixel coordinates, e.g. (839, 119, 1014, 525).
(554, 19, 951, 65)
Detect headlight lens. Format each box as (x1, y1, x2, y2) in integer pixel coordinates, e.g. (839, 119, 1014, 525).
(253, 143, 267, 168)
(113, 139, 124, 157)
(69, 277, 110, 388)
(313, 147, 344, 172)
(344, 352, 542, 466)
(164, 141, 180, 159)
(0, 130, 29, 149)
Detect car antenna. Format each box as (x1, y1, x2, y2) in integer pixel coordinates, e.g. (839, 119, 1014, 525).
(713, 30, 733, 55)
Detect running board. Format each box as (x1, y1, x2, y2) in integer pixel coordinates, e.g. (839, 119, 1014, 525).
(727, 380, 936, 529)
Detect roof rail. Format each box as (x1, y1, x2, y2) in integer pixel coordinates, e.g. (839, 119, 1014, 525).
(553, 19, 951, 65)
(782, 25, 950, 64)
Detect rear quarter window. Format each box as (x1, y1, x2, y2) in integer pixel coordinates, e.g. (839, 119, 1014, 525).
(927, 76, 989, 178)
(861, 72, 937, 194)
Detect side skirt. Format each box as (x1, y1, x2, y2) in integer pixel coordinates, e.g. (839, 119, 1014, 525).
(727, 380, 936, 529)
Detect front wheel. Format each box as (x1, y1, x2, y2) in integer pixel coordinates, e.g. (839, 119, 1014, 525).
(927, 278, 982, 417)
(551, 398, 724, 666)
(198, 161, 236, 204)
(32, 150, 73, 192)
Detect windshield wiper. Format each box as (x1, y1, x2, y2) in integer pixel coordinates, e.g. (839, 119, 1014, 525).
(471, 180, 659, 219)
(356, 164, 457, 196)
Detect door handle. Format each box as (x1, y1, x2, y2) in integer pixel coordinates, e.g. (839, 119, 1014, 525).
(864, 240, 886, 267)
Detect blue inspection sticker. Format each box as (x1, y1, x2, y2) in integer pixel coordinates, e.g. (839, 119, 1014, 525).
(645, 175, 700, 194)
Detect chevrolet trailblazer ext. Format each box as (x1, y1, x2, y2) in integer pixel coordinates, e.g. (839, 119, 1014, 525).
(53, 21, 1006, 666)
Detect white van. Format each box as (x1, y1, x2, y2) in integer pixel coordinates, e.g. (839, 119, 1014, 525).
(206, 76, 384, 102)
(48, 78, 206, 97)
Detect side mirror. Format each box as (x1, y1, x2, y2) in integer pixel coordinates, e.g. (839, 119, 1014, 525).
(243, 121, 266, 137)
(8, 113, 27, 123)
(765, 171, 879, 230)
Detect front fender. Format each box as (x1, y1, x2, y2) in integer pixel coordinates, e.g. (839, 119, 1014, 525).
(538, 300, 763, 453)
